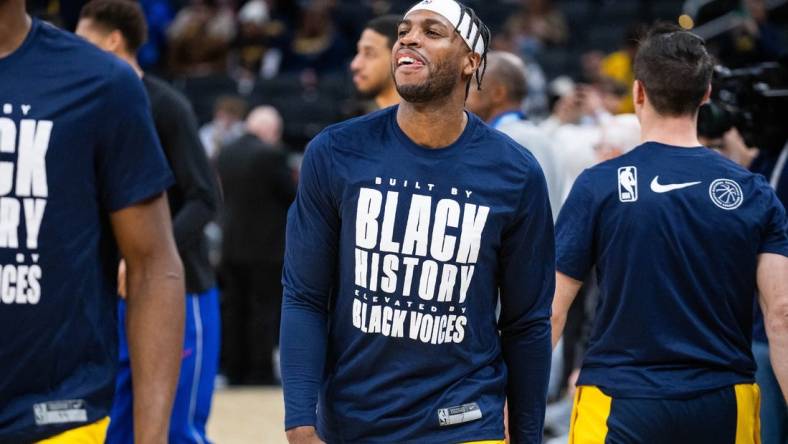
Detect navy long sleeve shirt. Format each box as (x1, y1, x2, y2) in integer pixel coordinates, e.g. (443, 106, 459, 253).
(280, 107, 554, 443)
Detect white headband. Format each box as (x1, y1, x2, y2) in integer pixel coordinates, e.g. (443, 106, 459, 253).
(404, 0, 486, 56)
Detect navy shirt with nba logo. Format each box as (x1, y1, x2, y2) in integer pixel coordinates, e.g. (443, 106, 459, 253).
(0, 19, 173, 441)
(556, 141, 788, 398)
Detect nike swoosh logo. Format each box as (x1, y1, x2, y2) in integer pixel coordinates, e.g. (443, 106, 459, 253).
(650, 176, 702, 193)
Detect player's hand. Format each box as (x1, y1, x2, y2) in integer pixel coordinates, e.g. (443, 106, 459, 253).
(286, 426, 325, 444)
(118, 259, 127, 299)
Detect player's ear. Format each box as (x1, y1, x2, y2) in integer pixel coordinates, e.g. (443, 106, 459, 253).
(463, 51, 481, 78)
(106, 30, 125, 54)
(633, 80, 646, 108)
(702, 83, 712, 104)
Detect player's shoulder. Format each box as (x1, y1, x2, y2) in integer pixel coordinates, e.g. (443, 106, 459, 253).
(35, 20, 144, 101)
(35, 19, 124, 77)
(307, 105, 394, 155)
(472, 115, 543, 174)
(322, 106, 393, 139)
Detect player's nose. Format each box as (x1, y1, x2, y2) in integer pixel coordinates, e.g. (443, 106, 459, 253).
(350, 54, 362, 72)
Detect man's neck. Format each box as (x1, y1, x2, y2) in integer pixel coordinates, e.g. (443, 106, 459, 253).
(396, 93, 468, 149)
(375, 85, 400, 109)
(0, 3, 31, 59)
(116, 52, 144, 78)
(640, 112, 701, 148)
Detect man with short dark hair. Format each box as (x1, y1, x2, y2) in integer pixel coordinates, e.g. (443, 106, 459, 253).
(552, 23, 788, 442)
(0, 0, 184, 442)
(281, 0, 555, 443)
(76, 1, 220, 443)
(350, 14, 401, 110)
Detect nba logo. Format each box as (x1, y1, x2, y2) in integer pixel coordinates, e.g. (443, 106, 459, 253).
(618, 166, 638, 202)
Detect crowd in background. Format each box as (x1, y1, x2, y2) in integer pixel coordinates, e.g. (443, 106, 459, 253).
(30, 0, 788, 441)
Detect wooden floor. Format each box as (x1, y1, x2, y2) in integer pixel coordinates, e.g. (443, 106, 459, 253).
(206, 387, 288, 444)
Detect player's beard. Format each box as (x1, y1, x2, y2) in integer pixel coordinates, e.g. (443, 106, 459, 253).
(394, 56, 460, 104)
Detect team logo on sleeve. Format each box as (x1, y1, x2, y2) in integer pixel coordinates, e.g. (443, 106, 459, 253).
(617, 166, 638, 202)
(709, 178, 743, 210)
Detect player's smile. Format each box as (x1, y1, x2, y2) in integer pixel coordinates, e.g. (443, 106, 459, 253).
(395, 50, 427, 73)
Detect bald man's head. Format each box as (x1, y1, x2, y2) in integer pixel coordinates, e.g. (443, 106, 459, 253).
(246, 106, 283, 146)
(466, 51, 528, 122)
(485, 51, 528, 103)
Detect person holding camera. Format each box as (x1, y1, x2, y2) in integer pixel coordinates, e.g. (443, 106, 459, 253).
(551, 23, 788, 442)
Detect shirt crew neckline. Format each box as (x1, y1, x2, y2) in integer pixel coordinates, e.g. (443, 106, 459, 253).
(390, 105, 477, 158)
(643, 140, 707, 152)
(0, 17, 40, 68)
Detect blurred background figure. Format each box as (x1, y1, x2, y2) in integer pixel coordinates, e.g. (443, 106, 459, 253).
(216, 106, 295, 386)
(350, 14, 401, 112)
(599, 24, 643, 113)
(277, 1, 351, 74)
(200, 95, 248, 160)
(466, 50, 565, 219)
(595, 113, 641, 161)
(503, 0, 569, 59)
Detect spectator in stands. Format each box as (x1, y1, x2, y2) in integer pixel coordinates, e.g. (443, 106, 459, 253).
(595, 76, 629, 115)
(541, 79, 611, 133)
(711, 0, 786, 67)
(600, 24, 644, 113)
(540, 79, 606, 199)
(350, 14, 401, 111)
(200, 95, 248, 160)
(580, 50, 605, 84)
(278, 0, 351, 74)
(594, 113, 641, 161)
(216, 106, 295, 386)
(167, 0, 236, 76)
(232, 0, 270, 80)
(503, 0, 568, 58)
(466, 50, 565, 218)
(137, 0, 174, 70)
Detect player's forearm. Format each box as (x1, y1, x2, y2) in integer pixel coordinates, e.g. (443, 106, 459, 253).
(757, 253, 788, 403)
(281, 290, 329, 430)
(126, 253, 185, 443)
(502, 319, 551, 444)
(765, 311, 788, 403)
(551, 271, 584, 349)
(550, 310, 567, 349)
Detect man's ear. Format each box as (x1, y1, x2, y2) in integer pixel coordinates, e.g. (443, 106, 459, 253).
(633, 79, 646, 107)
(105, 30, 126, 54)
(702, 84, 712, 104)
(463, 51, 481, 78)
